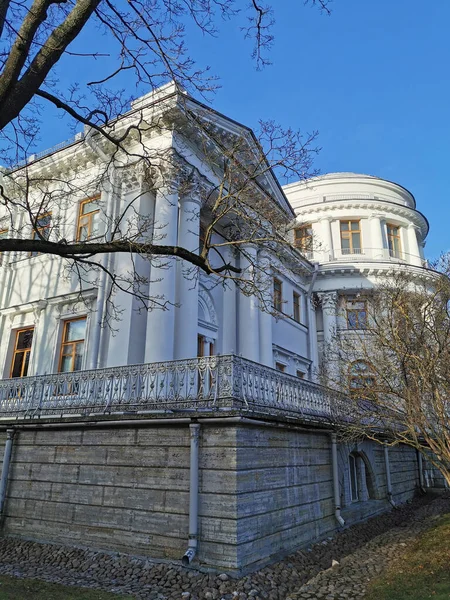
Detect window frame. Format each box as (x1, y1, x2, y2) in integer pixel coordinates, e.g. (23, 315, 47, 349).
(273, 277, 283, 312)
(76, 196, 101, 242)
(30, 212, 52, 257)
(386, 223, 402, 259)
(346, 298, 368, 330)
(294, 225, 313, 253)
(340, 220, 362, 255)
(293, 291, 301, 323)
(10, 327, 34, 378)
(58, 317, 87, 373)
(348, 360, 375, 392)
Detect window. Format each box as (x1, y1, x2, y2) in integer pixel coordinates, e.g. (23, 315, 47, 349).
(59, 318, 87, 373)
(346, 298, 367, 330)
(340, 220, 362, 255)
(10, 328, 34, 378)
(30, 213, 52, 257)
(0, 229, 8, 265)
(296, 370, 305, 379)
(273, 278, 283, 312)
(77, 197, 100, 241)
(349, 360, 375, 391)
(294, 225, 313, 253)
(293, 292, 301, 323)
(349, 454, 358, 502)
(275, 362, 286, 372)
(197, 334, 214, 358)
(387, 223, 402, 259)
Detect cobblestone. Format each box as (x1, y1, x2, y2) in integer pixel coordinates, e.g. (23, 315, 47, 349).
(0, 494, 447, 599)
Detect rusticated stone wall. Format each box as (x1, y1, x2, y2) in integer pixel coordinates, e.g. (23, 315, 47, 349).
(0, 421, 422, 573)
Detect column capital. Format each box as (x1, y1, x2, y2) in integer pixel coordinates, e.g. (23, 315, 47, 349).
(317, 291, 338, 311)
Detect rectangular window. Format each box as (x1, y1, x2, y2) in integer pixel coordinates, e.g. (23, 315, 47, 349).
(349, 455, 359, 502)
(346, 298, 367, 330)
(77, 197, 100, 241)
(387, 223, 402, 259)
(273, 278, 283, 312)
(275, 362, 286, 373)
(0, 228, 8, 265)
(30, 213, 52, 257)
(340, 220, 362, 255)
(293, 292, 301, 323)
(296, 370, 305, 379)
(10, 327, 34, 378)
(294, 225, 313, 253)
(59, 318, 87, 373)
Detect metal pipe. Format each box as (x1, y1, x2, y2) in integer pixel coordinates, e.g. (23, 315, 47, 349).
(417, 450, 426, 493)
(182, 423, 201, 565)
(383, 445, 396, 507)
(0, 429, 15, 514)
(330, 432, 345, 527)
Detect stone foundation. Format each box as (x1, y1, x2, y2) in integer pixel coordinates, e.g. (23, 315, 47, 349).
(0, 419, 422, 573)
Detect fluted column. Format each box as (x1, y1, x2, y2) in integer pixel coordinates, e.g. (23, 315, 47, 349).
(308, 298, 319, 380)
(258, 251, 273, 367)
(319, 291, 338, 345)
(407, 224, 422, 266)
(145, 186, 179, 363)
(238, 245, 260, 363)
(369, 214, 384, 259)
(319, 217, 333, 262)
(174, 193, 201, 359)
(222, 246, 237, 355)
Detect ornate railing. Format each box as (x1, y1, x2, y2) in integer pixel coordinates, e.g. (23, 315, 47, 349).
(0, 355, 338, 422)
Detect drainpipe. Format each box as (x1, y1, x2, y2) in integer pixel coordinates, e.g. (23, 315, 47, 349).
(330, 432, 345, 527)
(85, 128, 116, 369)
(182, 423, 201, 565)
(417, 450, 426, 493)
(383, 445, 396, 507)
(0, 429, 15, 514)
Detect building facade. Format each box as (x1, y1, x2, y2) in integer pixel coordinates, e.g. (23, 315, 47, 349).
(0, 85, 440, 573)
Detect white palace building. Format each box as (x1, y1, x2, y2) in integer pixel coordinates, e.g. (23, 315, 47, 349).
(0, 84, 439, 573)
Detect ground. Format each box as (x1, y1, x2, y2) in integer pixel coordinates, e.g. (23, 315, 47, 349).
(0, 494, 447, 600)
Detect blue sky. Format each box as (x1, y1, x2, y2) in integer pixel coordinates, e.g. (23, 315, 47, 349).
(180, 0, 449, 259)
(21, 0, 450, 258)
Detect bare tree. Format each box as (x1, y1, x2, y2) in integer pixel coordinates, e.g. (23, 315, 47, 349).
(0, 0, 331, 317)
(326, 258, 450, 486)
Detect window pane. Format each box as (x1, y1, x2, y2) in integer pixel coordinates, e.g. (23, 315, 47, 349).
(358, 310, 367, 328)
(73, 343, 84, 371)
(347, 311, 357, 329)
(11, 352, 25, 378)
(82, 199, 101, 214)
(341, 237, 350, 250)
(37, 214, 51, 228)
(352, 233, 361, 249)
(340, 222, 349, 231)
(65, 319, 86, 342)
(59, 354, 73, 373)
(78, 224, 89, 241)
(16, 329, 33, 350)
(351, 221, 360, 231)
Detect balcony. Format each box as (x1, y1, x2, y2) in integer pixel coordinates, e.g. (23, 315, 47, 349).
(0, 355, 339, 423)
(315, 247, 427, 268)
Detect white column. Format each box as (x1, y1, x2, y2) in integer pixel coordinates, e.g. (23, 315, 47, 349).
(308, 298, 319, 380)
(145, 187, 179, 363)
(238, 245, 260, 363)
(174, 194, 201, 360)
(319, 217, 333, 262)
(318, 291, 338, 383)
(222, 247, 237, 355)
(406, 224, 422, 266)
(258, 252, 273, 367)
(369, 214, 384, 259)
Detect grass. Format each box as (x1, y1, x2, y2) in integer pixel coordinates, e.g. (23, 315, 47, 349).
(365, 513, 450, 600)
(0, 575, 135, 599)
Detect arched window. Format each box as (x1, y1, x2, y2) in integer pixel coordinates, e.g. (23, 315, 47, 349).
(349, 360, 375, 391)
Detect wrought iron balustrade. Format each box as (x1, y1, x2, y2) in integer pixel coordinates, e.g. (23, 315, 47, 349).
(0, 355, 338, 421)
